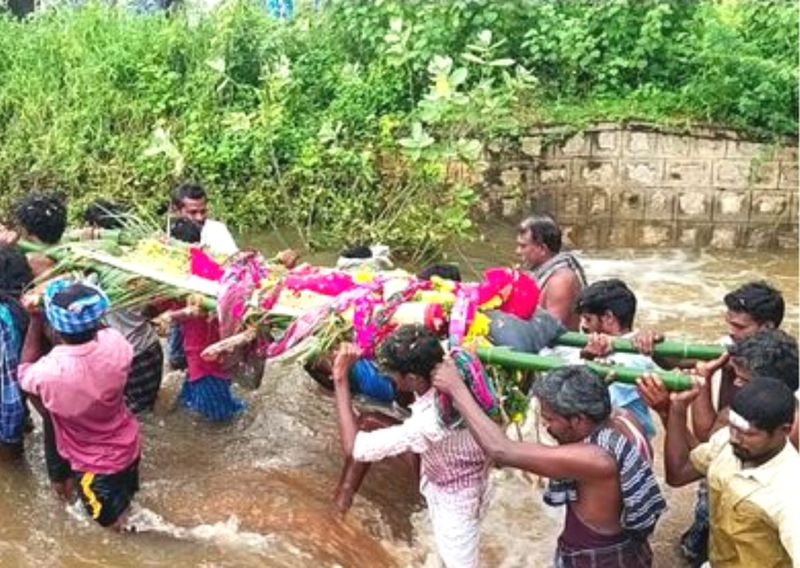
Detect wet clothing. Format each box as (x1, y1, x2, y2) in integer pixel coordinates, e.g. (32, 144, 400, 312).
(166, 322, 187, 370)
(352, 388, 490, 568)
(555, 509, 654, 567)
(76, 458, 140, 527)
(125, 340, 164, 414)
(0, 301, 27, 447)
(545, 425, 665, 536)
(175, 313, 245, 422)
(43, 411, 72, 482)
(182, 317, 226, 382)
(178, 375, 245, 422)
(690, 428, 800, 567)
(680, 481, 709, 566)
(105, 309, 163, 414)
(19, 328, 141, 474)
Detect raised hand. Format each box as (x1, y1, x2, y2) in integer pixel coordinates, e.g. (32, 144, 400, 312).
(332, 342, 362, 385)
(432, 358, 464, 397)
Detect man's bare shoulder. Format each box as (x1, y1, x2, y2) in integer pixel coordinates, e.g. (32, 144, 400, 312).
(545, 266, 580, 289)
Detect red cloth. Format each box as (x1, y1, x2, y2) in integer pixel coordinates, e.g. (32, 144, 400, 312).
(477, 268, 540, 320)
(182, 316, 227, 381)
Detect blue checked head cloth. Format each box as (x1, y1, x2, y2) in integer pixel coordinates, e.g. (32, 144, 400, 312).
(43, 278, 110, 335)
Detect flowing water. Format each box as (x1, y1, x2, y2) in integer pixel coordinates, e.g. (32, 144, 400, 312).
(1, 225, 797, 568)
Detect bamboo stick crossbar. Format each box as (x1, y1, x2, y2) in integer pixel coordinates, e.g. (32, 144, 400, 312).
(476, 346, 693, 390)
(554, 331, 724, 360)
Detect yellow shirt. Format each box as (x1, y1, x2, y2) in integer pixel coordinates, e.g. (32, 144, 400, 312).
(690, 428, 800, 568)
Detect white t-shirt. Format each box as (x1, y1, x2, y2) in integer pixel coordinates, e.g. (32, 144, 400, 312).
(200, 219, 238, 256)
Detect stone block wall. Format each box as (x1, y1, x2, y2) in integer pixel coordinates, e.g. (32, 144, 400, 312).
(480, 122, 798, 248)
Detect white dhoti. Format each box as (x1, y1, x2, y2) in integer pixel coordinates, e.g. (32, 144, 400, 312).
(423, 481, 489, 568)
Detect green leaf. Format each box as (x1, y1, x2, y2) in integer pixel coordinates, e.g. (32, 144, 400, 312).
(450, 67, 468, 86)
(489, 58, 516, 67)
(461, 52, 485, 65)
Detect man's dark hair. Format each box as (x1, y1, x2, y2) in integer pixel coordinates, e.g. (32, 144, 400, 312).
(83, 199, 127, 230)
(417, 263, 462, 282)
(13, 192, 68, 245)
(340, 245, 372, 259)
(731, 378, 795, 433)
(531, 365, 611, 423)
(51, 284, 101, 344)
(0, 246, 34, 299)
(171, 182, 207, 209)
(575, 279, 637, 330)
(728, 328, 798, 391)
(724, 281, 784, 327)
(376, 324, 444, 380)
(169, 217, 202, 244)
(519, 214, 562, 254)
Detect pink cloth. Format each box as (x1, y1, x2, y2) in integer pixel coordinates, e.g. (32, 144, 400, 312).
(190, 247, 225, 281)
(18, 328, 141, 474)
(182, 316, 227, 381)
(283, 268, 355, 296)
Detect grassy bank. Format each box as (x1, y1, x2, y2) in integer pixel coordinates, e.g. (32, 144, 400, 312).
(0, 0, 796, 259)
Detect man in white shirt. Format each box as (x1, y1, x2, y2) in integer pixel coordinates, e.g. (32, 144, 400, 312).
(332, 326, 490, 568)
(170, 182, 238, 256)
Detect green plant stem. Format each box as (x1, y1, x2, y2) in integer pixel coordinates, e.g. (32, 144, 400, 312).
(476, 345, 692, 391)
(554, 332, 725, 360)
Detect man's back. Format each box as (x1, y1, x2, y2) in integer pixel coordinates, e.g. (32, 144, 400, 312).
(19, 328, 140, 474)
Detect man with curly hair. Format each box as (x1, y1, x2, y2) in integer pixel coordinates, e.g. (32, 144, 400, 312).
(8, 192, 68, 278)
(331, 325, 490, 568)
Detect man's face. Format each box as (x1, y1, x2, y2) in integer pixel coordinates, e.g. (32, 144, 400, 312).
(729, 420, 787, 463)
(540, 401, 584, 444)
(579, 312, 614, 335)
(177, 197, 208, 226)
(387, 371, 417, 394)
(729, 358, 752, 388)
(516, 232, 548, 268)
(725, 310, 765, 343)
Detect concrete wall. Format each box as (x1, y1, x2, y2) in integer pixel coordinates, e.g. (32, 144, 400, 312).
(480, 122, 798, 249)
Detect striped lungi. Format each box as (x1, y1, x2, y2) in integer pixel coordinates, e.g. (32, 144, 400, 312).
(124, 340, 163, 414)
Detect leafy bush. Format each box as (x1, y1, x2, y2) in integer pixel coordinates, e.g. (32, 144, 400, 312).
(0, 0, 795, 259)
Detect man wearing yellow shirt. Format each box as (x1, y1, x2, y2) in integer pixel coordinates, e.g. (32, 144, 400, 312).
(664, 377, 799, 567)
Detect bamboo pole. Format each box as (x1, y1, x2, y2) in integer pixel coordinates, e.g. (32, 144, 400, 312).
(554, 331, 724, 360)
(14, 238, 704, 388)
(476, 345, 693, 391)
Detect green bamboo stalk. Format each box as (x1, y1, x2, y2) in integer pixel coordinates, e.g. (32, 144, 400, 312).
(554, 331, 724, 360)
(476, 345, 693, 391)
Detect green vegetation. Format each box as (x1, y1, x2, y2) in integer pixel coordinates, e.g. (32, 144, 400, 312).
(0, 0, 796, 259)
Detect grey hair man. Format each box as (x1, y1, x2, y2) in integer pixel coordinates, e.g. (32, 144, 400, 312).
(433, 364, 665, 567)
(515, 214, 587, 330)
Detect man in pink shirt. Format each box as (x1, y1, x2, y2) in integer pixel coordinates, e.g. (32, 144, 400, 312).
(19, 277, 141, 530)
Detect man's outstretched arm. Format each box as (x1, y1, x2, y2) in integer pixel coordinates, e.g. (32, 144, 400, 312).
(433, 360, 615, 480)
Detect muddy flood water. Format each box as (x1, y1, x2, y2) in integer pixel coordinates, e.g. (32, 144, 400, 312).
(1, 227, 797, 568)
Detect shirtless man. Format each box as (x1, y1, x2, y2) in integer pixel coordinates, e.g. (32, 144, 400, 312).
(434, 364, 665, 566)
(515, 215, 587, 330)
